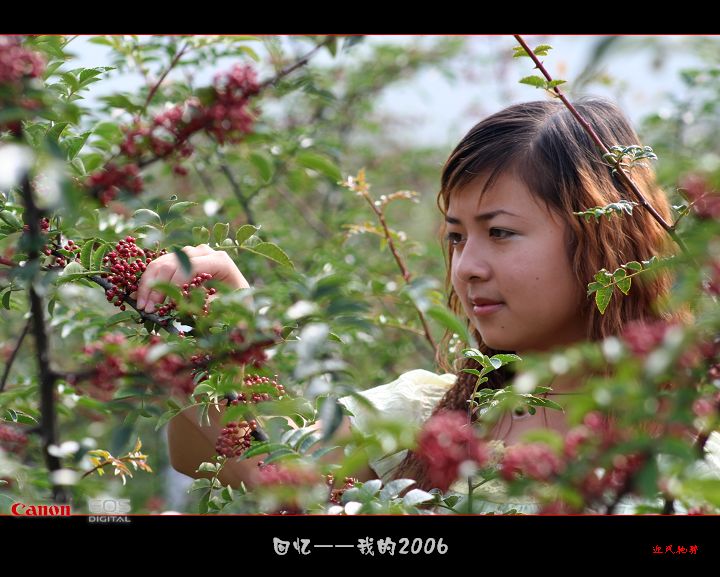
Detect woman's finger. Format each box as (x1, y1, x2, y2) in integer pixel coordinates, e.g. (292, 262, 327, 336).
(136, 246, 206, 311)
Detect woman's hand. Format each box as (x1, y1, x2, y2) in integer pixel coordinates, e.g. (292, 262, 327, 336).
(132, 244, 250, 314)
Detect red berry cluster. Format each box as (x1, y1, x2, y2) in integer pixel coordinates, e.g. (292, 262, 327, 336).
(71, 332, 197, 400)
(416, 410, 490, 492)
(680, 174, 720, 220)
(500, 443, 565, 482)
(45, 237, 80, 268)
(225, 374, 286, 406)
(226, 328, 272, 368)
(87, 163, 144, 206)
(0, 36, 45, 135)
(0, 423, 28, 454)
(554, 411, 645, 504)
(214, 374, 285, 458)
(0, 36, 44, 84)
(22, 216, 50, 234)
(100, 236, 166, 312)
(207, 64, 260, 144)
(621, 319, 674, 357)
(578, 453, 645, 502)
(215, 419, 258, 458)
(327, 475, 359, 505)
(87, 64, 259, 205)
(154, 272, 216, 317)
(692, 391, 720, 423)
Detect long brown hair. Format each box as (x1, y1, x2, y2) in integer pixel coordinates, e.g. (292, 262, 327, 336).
(395, 98, 687, 489)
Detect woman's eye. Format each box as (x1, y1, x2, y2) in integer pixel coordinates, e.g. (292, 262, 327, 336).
(445, 232, 464, 246)
(489, 228, 514, 239)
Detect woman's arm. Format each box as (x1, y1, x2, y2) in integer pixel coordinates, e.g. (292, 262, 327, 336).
(167, 407, 376, 490)
(166, 404, 263, 488)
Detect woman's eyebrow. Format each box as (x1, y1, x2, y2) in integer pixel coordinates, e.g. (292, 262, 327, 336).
(445, 209, 522, 224)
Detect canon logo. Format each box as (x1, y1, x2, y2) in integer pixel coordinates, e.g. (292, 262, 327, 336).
(11, 503, 71, 516)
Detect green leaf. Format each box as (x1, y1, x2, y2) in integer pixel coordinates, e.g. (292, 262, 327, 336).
(221, 485, 234, 503)
(79, 66, 113, 85)
(192, 226, 210, 244)
(57, 268, 105, 285)
(594, 270, 612, 284)
(625, 261, 643, 272)
(235, 224, 259, 245)
(167, 202, 196, 220)
(0, 211, 23, 230)
(519, 75, 546, 88)
(213, 222, 229, 244)
(491, 354, 522, 365)
(242, 242, 294, 269)
(512, 46, 531, 58)
(319, 397, 344, 443)
(155, 408, 180, 431)
(533, 44, 553, 56)
(80, 239, 94, 270)
(241, 442, 290, 460)
(66, 132, 91, 160)
(1, 289, 11, 310)
(295, 151, 341, 182)
(93, 121, 123, 141)
(595, 286, 613, 314)
(426, 305, 472, 346)
(189, 478, 212, 492)
(402, 488, 435, 507)
(259, 448, 298, 465)
(172, 247, 192, 276)
(197, 462, 220, 473)
(249, 152, 274, 183)
(380, 479, 415, 500)
(60, 71, 80, 93)
(46, 122, 69, 142)
(105, 310, 137, 326)
(100, 94, 143, 114)
(133, 208, 162, 225)
(91, 243, 112, 271)
(613, 269, 631, 295)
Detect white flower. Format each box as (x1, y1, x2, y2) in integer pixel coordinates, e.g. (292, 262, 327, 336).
(513, 372, 538, 394)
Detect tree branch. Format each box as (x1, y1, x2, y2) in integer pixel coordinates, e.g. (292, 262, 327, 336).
(0, 317, 31, 393)
(19, 175, 69, 504)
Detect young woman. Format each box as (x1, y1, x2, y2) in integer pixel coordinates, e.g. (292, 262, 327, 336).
(144, 98, 686, 505)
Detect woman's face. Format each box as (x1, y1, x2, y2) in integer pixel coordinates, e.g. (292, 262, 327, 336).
(447, 171, 588, 354)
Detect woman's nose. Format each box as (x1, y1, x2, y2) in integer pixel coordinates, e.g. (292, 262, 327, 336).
(453, 242, 492, 283)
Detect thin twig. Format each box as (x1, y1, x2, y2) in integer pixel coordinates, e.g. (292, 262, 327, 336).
(81, 455, 148, 479)
(0, 317, 31, 393)
(259, 37, 334, 91)
(142, 41, 191, 115)
(354, 180, 438, 356)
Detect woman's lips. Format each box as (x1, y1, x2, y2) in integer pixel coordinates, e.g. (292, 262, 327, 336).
(472, 302, 504, 316)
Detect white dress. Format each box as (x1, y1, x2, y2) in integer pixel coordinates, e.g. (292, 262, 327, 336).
(338, 369, 720, 514)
